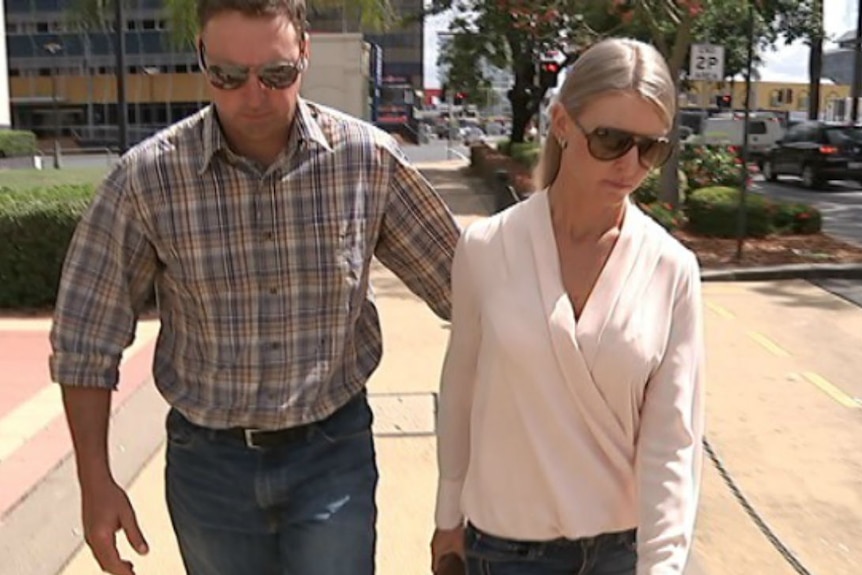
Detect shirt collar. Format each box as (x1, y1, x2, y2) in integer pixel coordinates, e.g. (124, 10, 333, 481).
(198, 98, 332, 174)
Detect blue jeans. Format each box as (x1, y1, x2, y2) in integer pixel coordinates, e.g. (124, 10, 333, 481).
(464, 523, 637, 575)
(164, 393, 378, 575)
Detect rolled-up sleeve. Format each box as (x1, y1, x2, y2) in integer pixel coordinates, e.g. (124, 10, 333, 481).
(635, 252, 706, 574)
(49, 167, 158, 389)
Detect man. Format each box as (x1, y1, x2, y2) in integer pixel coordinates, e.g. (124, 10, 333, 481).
(49, 1, 460, 574)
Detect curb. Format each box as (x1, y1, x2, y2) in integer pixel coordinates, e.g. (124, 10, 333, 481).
(701, 263, 862, 282)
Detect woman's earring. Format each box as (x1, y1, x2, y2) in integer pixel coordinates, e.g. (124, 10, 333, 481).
(559, 138, 568, 150)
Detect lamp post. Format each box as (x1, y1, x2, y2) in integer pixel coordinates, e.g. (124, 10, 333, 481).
(736, 2, 756, 260)
(142, 66, 159, 128)
(43, 41, 63, 169)
(115, 0, 129, 153)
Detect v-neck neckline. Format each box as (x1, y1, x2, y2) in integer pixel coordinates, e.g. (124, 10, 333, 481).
(542, 192, 632, 333)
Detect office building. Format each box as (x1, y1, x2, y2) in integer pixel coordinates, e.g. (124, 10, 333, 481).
(3, 0, 423, 146)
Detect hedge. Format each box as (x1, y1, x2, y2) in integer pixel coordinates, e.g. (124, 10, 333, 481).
(685, 186, 773, 238)
(0, 184, 95, 308)
(0, 130, 38, 158)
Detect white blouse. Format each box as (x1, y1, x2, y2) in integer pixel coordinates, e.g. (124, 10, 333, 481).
(435, 190, 705, 574)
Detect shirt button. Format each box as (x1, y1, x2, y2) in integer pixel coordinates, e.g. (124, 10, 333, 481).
(269, 342, 280, 350)
(263, 231, 274, 241)
(269, 287, 278, 295)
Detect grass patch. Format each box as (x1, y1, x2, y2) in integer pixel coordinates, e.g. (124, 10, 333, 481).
(0, 167, 107, 192)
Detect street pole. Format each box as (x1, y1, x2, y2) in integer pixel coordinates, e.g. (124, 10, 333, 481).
(51, 74, 60, 169)
(115, 0, 129, 153)
(852, 0, 862, 123)
(43, 42, 63, 169)
(736, 3, 756, 261)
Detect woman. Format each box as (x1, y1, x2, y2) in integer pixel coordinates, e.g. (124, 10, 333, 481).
(431, 38, 705, 575)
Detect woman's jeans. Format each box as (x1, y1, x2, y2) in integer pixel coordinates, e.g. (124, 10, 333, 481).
(464, 522, 637, 575)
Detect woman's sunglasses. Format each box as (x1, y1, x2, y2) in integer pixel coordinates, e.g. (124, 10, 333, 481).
(197, 41, 307, 91)
(573, 117, 673, 169)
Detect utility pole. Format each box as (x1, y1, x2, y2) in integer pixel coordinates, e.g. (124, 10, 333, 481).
(115, 0, 129, 153)
(43, 42, 63, 169)
(736, 3, 756, 261)
(852, 0, 862, 123)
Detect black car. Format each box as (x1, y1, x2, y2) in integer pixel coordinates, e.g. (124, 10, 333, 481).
(762, 121, 862, 189)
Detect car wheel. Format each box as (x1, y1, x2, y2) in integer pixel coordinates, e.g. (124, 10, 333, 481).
(801, 165, 822, 189)
(762, 160, 778, 181)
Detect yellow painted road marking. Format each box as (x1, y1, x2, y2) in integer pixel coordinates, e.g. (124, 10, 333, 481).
(706, 302, 735, 319)
(748, 331, 791, 357)
(802, 372, 860, 409)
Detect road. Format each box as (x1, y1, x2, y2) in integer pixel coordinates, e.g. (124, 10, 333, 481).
(752, 176, 862, 247)
(751, 177, 862, 306)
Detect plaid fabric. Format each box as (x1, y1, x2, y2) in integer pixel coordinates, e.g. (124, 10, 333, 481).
(50, 99, 460, 429)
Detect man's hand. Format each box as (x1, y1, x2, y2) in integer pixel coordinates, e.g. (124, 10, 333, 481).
(81, 479, 149, 575)
(431, 526, 465, 573)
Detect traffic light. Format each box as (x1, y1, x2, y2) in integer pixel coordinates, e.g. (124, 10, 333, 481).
(716, 94, 732, 109)
(538, 61, 560, 90)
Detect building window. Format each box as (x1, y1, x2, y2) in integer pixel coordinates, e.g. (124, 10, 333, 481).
(36, 22, 49, 33)
(798, 91, 809, 111)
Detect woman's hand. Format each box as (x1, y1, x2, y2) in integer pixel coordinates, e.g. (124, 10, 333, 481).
(430, 526, 466, 572)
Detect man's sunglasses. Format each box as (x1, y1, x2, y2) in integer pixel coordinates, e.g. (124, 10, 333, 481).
(574, 117, 673, 169)
(197, 41, 307, 91)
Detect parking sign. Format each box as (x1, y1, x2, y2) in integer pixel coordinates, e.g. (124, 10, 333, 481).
(690, 44, 725, 81)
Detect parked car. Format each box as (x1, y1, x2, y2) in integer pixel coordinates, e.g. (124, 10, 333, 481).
(761, 121, 862, 189)
(701, 113, 785, 164)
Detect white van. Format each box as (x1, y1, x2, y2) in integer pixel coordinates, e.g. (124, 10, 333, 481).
(701, 113, 785, 163)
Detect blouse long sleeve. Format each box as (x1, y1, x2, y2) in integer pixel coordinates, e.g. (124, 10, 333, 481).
(434, 232, 482, 530)
(635, 253, 706, 574)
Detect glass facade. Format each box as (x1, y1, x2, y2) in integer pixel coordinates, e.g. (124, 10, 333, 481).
(4, 0, 424, 145)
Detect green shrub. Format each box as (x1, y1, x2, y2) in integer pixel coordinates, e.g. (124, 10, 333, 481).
(0, 130, 38, 158)
(641, 201, 685, 231)
(633, 169, 689, 205)
(0, 184, 96, 308)
(680, 144, 748, 189)
(510, 146, 540, 168)
(771, 201, 822, 235)
(685, 186, 772, 238)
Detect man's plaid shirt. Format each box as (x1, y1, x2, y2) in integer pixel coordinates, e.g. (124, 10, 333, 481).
(49, 99, 460, 430)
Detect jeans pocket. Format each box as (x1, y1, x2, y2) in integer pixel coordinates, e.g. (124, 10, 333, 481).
(590, 531, 637, 575)
(166, 409, 197, 448)
(315, 394, 374, 445)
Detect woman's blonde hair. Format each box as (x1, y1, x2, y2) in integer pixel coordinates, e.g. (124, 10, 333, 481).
(533, 38, 676, 190)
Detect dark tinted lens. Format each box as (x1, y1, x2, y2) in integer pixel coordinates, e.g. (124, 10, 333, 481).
(638, 139, 673, 168)
(207, 64, 249, 90)
(258, 63, 302, 89)
(589, 128, 636, 160)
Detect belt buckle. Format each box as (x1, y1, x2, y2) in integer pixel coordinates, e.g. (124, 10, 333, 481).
(244, 429, 264, 450)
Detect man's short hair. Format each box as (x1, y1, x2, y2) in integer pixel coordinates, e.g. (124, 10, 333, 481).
(197, 0, 307, 35)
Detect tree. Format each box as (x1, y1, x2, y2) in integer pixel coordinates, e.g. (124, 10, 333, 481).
(758, 0, 824, 119)
(437, 1, 595, 144)
(605, 0, 814, 204)
(70, 0, 397, 50)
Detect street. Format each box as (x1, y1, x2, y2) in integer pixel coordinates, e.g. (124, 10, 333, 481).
(753, 176, 862, 247)
(746, 177, 862, 306)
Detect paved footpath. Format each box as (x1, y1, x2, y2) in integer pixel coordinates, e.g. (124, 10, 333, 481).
(2, 160, 860, 575)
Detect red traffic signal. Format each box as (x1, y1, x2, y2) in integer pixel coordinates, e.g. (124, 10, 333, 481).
(538, 61, 560, 89)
